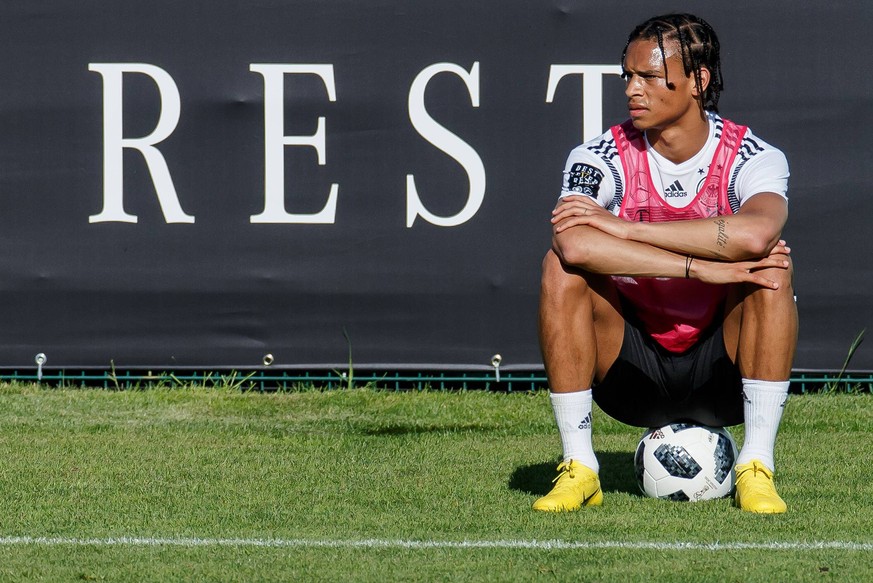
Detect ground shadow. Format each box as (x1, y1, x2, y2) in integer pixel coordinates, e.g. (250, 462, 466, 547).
(509, 451, 640, 497)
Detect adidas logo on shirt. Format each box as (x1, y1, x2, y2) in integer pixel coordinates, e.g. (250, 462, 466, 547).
(664, 179, 688, 198)
(578, 413, 592, 430)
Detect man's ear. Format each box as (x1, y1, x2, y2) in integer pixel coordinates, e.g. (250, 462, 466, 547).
(693, 66, 711, 98)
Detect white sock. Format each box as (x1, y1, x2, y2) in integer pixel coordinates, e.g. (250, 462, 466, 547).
(736, 379, 790, 470)
(549, 390, 598, 472)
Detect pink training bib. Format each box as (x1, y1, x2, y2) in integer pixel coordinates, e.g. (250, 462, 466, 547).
(610, 118, 747, 353)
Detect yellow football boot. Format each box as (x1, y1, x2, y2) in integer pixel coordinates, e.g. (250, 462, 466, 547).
(532, 460, 602, 512)
(734, 460, 787, 514)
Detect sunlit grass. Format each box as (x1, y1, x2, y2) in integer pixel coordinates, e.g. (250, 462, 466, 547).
(0, 383, 869, 581)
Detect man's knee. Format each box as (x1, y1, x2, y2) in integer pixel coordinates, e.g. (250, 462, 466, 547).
(771, 253, 794, 289)
(541, 249, 592, 299)
(541, 249, 623, 327)
(750, 253, 795, 303)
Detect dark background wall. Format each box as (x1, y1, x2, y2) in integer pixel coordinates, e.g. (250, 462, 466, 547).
(1, 1, 870, 372)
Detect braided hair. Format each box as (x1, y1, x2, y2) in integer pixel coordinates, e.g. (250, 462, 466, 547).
(622, 14, 724, 112)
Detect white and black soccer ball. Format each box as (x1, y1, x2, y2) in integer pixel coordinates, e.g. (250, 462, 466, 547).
(633, 423, 738, 502)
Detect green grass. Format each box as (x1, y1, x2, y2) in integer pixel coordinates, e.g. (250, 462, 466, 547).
(0, 383, 869, 581)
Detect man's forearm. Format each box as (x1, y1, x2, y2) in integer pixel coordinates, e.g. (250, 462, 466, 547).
(625, 194, 788, 261)
(554, 224, 792, 290)
(553, 225, 687, 278)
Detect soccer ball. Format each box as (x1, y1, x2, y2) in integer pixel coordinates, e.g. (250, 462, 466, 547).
(633, 423, 738, 501)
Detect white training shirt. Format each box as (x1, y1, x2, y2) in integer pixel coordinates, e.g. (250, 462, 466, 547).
(559, 112, 789, 214)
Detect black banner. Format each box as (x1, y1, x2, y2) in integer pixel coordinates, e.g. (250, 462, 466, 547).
(1, 1, 871, 371)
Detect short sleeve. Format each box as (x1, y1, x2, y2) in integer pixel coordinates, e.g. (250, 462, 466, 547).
(734, 138, 789, 206)
(559, 144, 616, 209)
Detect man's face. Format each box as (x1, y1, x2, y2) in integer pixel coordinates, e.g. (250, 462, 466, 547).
(622, 39, 706, 132)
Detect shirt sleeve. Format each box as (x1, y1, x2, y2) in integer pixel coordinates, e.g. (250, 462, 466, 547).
(735, 140, 790, 206)
(558, 144, 616, 209)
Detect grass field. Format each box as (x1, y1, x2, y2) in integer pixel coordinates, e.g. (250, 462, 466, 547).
(0, 382, 870, 581)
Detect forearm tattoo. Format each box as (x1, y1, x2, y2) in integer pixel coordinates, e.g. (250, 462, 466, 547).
(714, 218, 729, 256)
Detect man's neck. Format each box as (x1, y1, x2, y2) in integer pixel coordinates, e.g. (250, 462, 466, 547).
(646, 113, 711, 165)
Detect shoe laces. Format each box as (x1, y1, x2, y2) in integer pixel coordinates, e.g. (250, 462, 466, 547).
(740, 461, 773, 480)
(737, 462, 777, 497)
(553, 461, 576, 483)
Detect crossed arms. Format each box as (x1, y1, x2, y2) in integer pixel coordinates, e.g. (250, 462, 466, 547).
(550, 193, 790, 289)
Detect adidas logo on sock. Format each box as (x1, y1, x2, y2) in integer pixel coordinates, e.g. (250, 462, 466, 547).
(578, 413, 592, 430)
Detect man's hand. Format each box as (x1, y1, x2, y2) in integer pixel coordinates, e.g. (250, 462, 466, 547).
(551, 195, 631, 240)
(690, 241, 792, 289)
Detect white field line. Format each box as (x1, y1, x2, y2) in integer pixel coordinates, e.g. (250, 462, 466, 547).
(0, 536, 869, 552)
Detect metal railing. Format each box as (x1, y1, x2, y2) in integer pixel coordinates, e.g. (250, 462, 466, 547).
(1, 368, 871, 393)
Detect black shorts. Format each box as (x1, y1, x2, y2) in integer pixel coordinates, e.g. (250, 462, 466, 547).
(592, 316, 743, 428)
